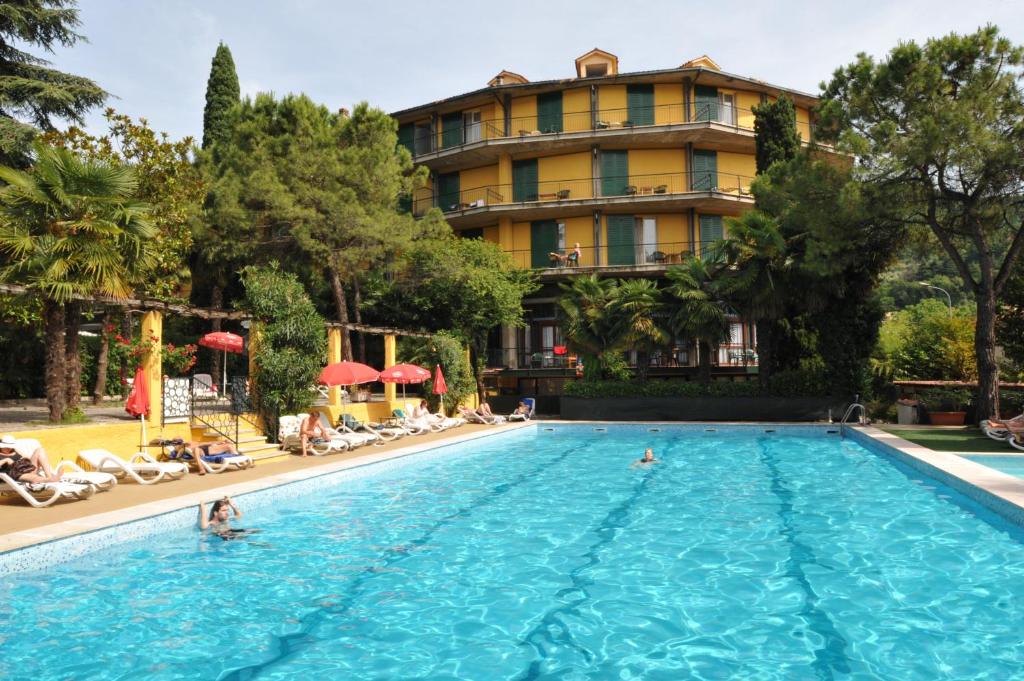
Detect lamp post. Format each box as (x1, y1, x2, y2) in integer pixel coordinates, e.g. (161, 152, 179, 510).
(918, 281, 953, 316)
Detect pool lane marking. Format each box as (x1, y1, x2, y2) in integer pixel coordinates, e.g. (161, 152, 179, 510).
(756, 437, 852, 679)
(216, 437, 588, 681)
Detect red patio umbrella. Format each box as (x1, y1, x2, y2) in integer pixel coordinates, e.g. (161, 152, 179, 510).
(379, 363, 430, 404)
(432, 365, 448, 395)
(199, 331, 245, 394)
(318, 361, 381, 387)
(124, 365, 150, 449)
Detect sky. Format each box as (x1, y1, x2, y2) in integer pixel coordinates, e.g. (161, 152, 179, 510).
(45, 0, 1024, 144)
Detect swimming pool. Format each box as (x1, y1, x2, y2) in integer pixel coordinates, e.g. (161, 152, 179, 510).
(4, 424, 1024, 680)
(965, 454, 1024, 479)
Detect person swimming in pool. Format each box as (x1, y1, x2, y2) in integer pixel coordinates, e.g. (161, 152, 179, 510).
(199, 496, 253, 539)
(633, 447, 659, 467)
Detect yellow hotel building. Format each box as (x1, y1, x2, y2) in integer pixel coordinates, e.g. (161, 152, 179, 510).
(393, 49, 819, 398)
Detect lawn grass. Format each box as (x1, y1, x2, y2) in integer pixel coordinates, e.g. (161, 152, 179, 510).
(879, 426, 1012, 453)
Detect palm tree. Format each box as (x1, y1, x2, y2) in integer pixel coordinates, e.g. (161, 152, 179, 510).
(608, 278, 669, 382)
(664, 257, 731, 383)
(0, 143, 153, 421)
(557, 274, 619, 380)
(714, 209, 794, 387)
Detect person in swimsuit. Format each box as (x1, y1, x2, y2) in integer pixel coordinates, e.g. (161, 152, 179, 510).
(176, 439, 240, 475)
(299, 413, 327, 457)
(633, 447, 659, 467)
(0, 434, 61, 483)
(199, 496, 246, 539)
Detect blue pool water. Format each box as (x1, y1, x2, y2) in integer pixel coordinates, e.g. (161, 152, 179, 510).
(4, 425, 1024, 680)
(966, 454, 1024, 479)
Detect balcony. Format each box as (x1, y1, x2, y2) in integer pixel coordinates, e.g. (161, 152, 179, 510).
(485, 342, 757, 372)
(413, 171, 755, 228)
(502, 239, 720, 276)
(405, 102, 768, 173)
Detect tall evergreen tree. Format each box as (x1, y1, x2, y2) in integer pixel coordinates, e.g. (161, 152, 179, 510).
(0, 0, 106, 166)
(751, 95, 801, 175)
(201, 42, 239, 150)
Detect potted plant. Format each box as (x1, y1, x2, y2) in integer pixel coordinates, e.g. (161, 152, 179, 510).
(918, 387, 973, 426)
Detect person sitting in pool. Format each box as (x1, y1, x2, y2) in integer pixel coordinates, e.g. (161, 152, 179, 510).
(299, 412, 327, 458)
(632, 448, 659, 467)
(199, 495, 247, 539)
(0, 434, 61, 483)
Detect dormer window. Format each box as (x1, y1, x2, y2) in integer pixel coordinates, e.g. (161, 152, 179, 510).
(575, 48, 618, 78)
(584, 63, 608, 78)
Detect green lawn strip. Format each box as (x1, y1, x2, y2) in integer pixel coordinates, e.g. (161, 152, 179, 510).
(879, 426, 1010, 453)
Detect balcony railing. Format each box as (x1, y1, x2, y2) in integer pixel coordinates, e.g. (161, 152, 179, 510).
(501, 240, 724, 271)
(413, 170, 755, 215)
(485, 342, 757, 370)
(404, 102, 773, 157)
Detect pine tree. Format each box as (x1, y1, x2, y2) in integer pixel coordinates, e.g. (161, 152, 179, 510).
(201, 42, 239, 149)
(0, 0, 106, 166)
(751, 95, 801, 175)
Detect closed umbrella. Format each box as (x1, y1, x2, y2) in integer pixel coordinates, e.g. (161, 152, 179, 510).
(433, 365, 448, 413)
(124, 365, 150, 450)
(199, 331, 245, 394)
(379, 363, 431, 405)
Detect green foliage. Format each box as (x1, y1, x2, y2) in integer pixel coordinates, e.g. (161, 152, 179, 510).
(0, 0, 106, 166)
(556, 275, 624, 381)
(396, 331, 475, 414)
(876, 299, 977, 381)
(606, 278, 668, 381)
(917, 386, 974, 412)
(563, 368, 830, 399)
(663, 257, 730, 382)
(752, 95, 801, 174)
(998, 259, 1024, 372)
(0, 295, 43, 398)
(202, 43, 240, 150)
(239, 265, 326, 439)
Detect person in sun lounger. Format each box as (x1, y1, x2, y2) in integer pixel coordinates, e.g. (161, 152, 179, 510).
(632, 447, 659, 467)
(0, 434, 61, 483)
(199, 495, 253, 539)
(299, 412, 328, 458)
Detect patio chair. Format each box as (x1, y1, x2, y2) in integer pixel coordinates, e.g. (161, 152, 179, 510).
(981, 414, 1024, 441)
(78, 449, 188, 485)
(0, 473, 95, 507)
(340, 413, 404, 442)
(6, 438, 118, 491)
(278, 414, 348, 455)
(509, 397, 536, 422)
(192, 373, 218, 400)
(318, 412, 376, 448)
(650, 251, 667, 264)
(392, 408, 430, 435)
(556, 189, 571, 200)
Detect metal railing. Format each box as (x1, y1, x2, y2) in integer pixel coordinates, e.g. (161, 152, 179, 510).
(413, 170, 755, 216)
(190, 376, 258, 446)
(485, 341, 756, 370)
(402, 101, 778, 157)
(502, 240, 724, 270)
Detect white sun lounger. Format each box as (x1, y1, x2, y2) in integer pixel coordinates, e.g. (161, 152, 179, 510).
(279, 414, 350, 455)
(78, 449, 188, 484)
(317, 412, 376, 447)
(0, 472, 95, 507)
(54, 460, 118, 491)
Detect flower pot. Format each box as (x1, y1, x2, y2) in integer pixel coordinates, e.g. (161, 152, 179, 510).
(928, 411, 966, 426)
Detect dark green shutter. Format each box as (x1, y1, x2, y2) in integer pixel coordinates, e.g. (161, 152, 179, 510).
(398, 193, 412, 214)
(699, 214, 723, 257)
(441, 112, 463, 149)
(601, 150, 629, 196)
(531, 220, 560, 268)
(694, 85, 719, 122)
(397, 123, 415, 154)
(436, 172, 460, 211)
(692, 150, 717, 190)
(607, 215, 636, 265)
(513, 159, 538, 202)
(627, 84, 654, 126)
(537, 92, 563, 133)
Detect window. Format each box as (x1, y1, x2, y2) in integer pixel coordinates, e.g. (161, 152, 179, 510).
(530, 220, 560, 268)
(719, 93, 736, 126)
(627, 84, 655, 126)
(397, 123, 414, 155)
(557, 222, 566, 252)
(692, 150, 718, 191)
(600, 150, 629, 196)
(441, 112, 463, 149)
(694, 85, 718, 121)
(585, 63, 608, 78)
(414, 122, 432, 155)
(537, 91, 563, 133)
(513, 159, 538, 202)
(635, 217, 657, 262)
(606, 214, 636, 265)
(463, 110, 482, 143)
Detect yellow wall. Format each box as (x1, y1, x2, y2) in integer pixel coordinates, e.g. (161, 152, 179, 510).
(598, 84, 627, 123)
(414, 177, 433, 214)
(482, 225, 500, 243)
(510, 219, 532, 268)
(735, 90, 761, 129)
(563, 87, 590, 132)
(9, 421, 193, 470)
(654, 84, 684, 125)
(628, 149, 686, 192)
(507, 216, 592, 267)
(795, 106, 811, 142)
(537, 152, 592, 199)
(717, 151, 757, 193)
(511, 95, 537, 134)
(644, 213, 689, 253)
(459, 164, 499, 205)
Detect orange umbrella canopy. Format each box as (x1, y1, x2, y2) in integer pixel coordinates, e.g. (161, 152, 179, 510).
(378, 363, 431, 384)
(318, 361, 380, 386)
(432, 365, 448, 395)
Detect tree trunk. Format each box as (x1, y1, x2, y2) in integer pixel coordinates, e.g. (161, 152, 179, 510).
(42, 300, 67, 422)
(329, 266, 353, 361)
(210, 284, 223, 383)
(975, 285, 1000, 420)
(64, 301, 82, 410)
(92, 309, 113, 405)
(352, 275, 366, 364)
(698, 341, 713, 384)
(756, 319, 772, 388)
(636, 350, 649, 382)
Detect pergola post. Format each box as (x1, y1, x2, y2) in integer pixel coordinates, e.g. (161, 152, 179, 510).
(140, 311, 163, 430)
(327, 327, 343, 407)
(384, 334, 397, 403)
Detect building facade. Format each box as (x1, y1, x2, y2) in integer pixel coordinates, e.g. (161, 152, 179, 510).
(392, 50, 818, 399)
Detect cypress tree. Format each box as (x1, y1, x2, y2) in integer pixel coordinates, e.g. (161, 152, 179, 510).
(201, 42, 240, 149)
(0, 0, 106, 166)
(751, 95, 801, 175)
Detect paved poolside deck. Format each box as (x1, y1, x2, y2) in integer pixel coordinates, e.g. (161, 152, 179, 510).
(0, 422, 531, 552)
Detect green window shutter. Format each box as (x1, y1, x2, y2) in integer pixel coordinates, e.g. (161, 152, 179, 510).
(537, 92, 563, 133)
(436, 172, 460, 211)
(441, 112, 463, 149)
(398, 193, 412, 214)
(397, 123, 415, 154)
(531, 220, 560, 268)
(694, 85, 719, 122)
(627, 84, 654, 126)
(692, 150, 717, 191)
(601, 150, 629, 196)
(606, 215, 636, 265)
(513, 159, 538, 202)
(699, 214, 723, 257)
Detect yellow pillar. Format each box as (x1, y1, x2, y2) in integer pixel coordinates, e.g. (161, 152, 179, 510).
(497, 153, 512, 203)
(140, 311, 162, 432)
(384, 334, 397, 403)
(327, 327, 342, 407)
